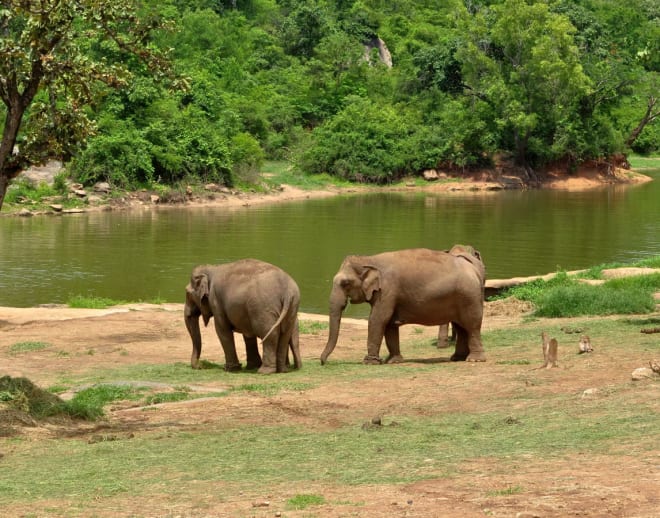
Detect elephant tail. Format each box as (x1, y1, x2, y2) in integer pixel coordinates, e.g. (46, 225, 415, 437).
(262, 295, 294, 342)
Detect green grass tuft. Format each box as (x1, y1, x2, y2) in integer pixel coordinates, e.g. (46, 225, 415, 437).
(287, 493, 326, 509)
(67, 295, 127, 309)
(8, 341, 50, 355)
(299, 320, 329, 335)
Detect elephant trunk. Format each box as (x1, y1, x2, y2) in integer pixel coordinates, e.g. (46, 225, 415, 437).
(184, 296, 203, 369)
(320, 286, 347, 365)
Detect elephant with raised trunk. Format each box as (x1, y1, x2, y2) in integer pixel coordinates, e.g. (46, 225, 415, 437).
(185, 259, 302, 374)
(437, 244, 486, 349)
(320, 248, 486, 365)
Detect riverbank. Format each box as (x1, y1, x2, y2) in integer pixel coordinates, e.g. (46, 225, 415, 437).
(2, 159, 653, 217)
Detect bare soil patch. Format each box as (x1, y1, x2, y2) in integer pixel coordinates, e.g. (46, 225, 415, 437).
(1, 296, 659, 517)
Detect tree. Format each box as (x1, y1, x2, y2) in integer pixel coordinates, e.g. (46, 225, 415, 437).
(0, 0, 177, 210)
(456, 0, 591, 166)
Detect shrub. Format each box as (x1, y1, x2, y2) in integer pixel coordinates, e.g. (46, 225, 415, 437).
(298, 96, 411, 183)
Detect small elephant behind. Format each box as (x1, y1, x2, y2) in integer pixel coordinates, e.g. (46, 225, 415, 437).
(184, 259, 302, 374)
(437, 244, 485, 349)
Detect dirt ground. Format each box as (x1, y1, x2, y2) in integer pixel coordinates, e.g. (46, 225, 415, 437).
(1, 295, 659, 517)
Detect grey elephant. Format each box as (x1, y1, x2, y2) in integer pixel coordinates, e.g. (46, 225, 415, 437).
(320, 248, 486, 365)
(184, 259, 302, 374)
(437, 244, 486, 349)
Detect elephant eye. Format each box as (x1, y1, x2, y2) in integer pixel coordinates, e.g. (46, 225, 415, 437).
(340, 278, 352, 288)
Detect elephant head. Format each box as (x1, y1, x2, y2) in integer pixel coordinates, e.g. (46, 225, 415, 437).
(320, 256, 381, 365)
(446, 244, 485, 283)
(184, 267, 214, 369)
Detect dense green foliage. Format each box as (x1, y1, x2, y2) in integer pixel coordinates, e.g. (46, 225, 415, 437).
(4, 0, 659, 189)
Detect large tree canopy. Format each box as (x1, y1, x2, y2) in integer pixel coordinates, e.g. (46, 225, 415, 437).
(0, 0, 176, 209)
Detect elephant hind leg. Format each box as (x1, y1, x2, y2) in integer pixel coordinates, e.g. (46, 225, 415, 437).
(289, 320, 302, 370)
(450, 324, 469, 361)
(384, 324, 404, 364)
(243, 336, 262, 370)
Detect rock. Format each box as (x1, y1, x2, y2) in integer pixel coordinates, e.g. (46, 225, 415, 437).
(49, 204, 63, 212)
(204, 183, 221, 192)
(18, 160, 63, 187)
(150, 194, 160, 204)
(185, 185, 193, 196)
(423, 169, 439, 181)
(631, 367, 658, 381)
(18, 208, 32, 217)
(93, 182, 111, 193)
(62, 208, 85, 214)
(73, 189, 87, 198)
(581, 388, 600, 397)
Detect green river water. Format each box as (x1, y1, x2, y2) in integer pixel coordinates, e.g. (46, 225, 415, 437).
(1, 171, 658, 314)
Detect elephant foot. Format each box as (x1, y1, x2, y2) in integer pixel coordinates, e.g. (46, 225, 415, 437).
(466, 351, 487, 362)
(258, 365, 277, 374)
(245, 361, 262, 370)
(450, 353, 467, 362)
(437, 341, 450, 349)
(363, 355, 383, 365)
(224, 362, 242, 372)
(385, 354, 405, 364)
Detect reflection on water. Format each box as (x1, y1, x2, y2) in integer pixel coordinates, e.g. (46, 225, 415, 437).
(1, 172, 659, 313)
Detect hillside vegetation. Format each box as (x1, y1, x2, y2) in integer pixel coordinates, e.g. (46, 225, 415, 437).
(2, 0, 658, 194)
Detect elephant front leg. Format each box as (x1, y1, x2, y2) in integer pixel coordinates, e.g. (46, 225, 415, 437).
(243, 336, 262, 370)
(184, 307, 203, 369)
(363, 311, 387, 364)
(384, 324, 404, 364)
(466, 328, 486, 362)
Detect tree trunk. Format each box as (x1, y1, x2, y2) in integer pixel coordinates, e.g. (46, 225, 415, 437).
(0, 104, 28, 212)
(0, 173, 9, 210)
(626, 96, 659, 148)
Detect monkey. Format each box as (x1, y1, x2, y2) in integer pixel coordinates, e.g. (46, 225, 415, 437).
(578, 335, 593, 354)
(541, 332, 559, 368)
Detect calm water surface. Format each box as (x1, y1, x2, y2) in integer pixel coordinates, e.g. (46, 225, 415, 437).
(1, 171, 659, 314)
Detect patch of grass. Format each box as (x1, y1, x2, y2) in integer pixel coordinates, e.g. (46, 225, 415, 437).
(487, 485, 524, 496)
(0, 376, 66, 419)
(8, 341, 50, 355)
(299, 319, 329, 335)
(287, 493, 326, 510)
(67, 295, 127, 309)
(64, 384, 145, 420)
(262, 161, 353, 190)
(498, 270, 659, 318)
(143, 391, 192, 405)
(628, 154, 660, 170)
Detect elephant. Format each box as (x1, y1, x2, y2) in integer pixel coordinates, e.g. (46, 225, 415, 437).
(437, 245, 485, 349)
(184, 259, 302, 374)
(320, 247, 486, 365)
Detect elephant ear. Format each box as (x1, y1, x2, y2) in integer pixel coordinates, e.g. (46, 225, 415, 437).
(361, 266, 381, 301)
(192, 273, 210, 301)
